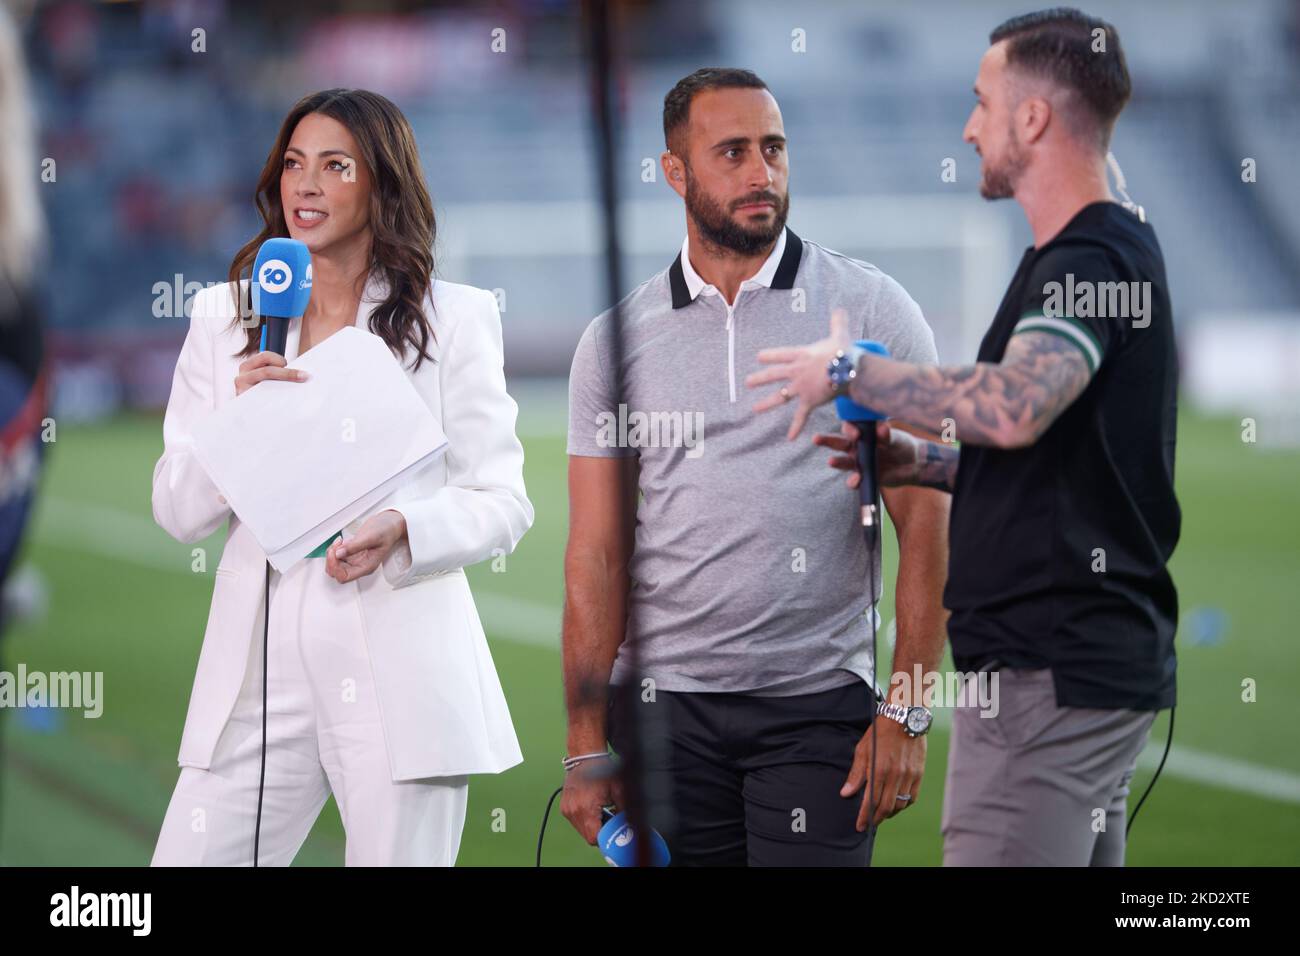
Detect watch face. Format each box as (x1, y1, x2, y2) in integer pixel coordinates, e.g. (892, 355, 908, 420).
(827, 355, 853, 391)
(905, 707, 932, 735)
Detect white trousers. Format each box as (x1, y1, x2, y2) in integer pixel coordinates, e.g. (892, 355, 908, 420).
(152, 554, 469, 866)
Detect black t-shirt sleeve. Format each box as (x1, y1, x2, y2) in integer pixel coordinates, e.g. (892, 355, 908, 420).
(1013, 244, 1129, 374)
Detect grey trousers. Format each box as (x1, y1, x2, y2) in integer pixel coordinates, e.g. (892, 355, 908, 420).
(941, 667, 1157, 867)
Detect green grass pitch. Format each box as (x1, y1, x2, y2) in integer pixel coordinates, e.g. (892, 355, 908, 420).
(0, 405, 1296, 866)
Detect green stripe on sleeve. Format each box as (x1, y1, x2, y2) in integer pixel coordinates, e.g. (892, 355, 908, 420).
(1012, 313, 1101, 373)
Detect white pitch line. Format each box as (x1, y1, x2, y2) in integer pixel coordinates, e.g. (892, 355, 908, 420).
(35, 495, 195, 573)
(1136, 742, 1300, 805)
(33, 496, 562, 648)
(29, 497, 1300, 805)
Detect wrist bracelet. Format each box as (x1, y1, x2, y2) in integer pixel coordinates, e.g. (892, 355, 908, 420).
(562, 751, 611, 772)
(877, 701, 909, 723)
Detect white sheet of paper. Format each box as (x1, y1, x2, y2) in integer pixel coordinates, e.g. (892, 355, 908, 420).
(191, 326, 447, 572)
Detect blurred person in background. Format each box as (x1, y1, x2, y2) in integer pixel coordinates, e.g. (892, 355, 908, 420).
(150, 88, 532, 866)
(0, 0, 49, 855)
(0, 0, 48, 621)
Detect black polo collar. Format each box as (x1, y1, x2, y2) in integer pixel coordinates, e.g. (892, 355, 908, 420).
(668, 228, 804, 310)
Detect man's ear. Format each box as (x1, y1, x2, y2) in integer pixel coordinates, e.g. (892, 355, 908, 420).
(1019, 95, 1052, 144)
(661, 150, 686, 198)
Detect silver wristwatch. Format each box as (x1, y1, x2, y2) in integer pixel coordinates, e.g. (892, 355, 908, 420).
(826, 344, 865, 396)
(876, 701, 934, 737)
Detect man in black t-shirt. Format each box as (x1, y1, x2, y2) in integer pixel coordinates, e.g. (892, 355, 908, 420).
(747, 8, 1178, 865)
(945, 204, 1179, 712)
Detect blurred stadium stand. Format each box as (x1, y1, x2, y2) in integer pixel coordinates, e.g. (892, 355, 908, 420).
(18, 0, 1300, 424)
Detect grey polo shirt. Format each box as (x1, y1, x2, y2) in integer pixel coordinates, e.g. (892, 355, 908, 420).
(567, 228, 939, 696)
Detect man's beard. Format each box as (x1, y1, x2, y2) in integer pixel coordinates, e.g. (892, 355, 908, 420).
(979, 126, 1027, 200)
(685, 174, 789, 255)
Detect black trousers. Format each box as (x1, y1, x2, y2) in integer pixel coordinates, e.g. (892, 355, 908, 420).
(606, 679, 878, 866)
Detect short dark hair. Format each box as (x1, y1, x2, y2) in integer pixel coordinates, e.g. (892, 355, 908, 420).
(990, 7, 1131, 148)
(662, 67, 769, 154)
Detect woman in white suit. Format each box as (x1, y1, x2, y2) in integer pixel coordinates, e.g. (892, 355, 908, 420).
(150, 89, 532, 866)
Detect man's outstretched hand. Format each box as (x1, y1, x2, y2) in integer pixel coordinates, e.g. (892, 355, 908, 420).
(747, 308, 853, 439)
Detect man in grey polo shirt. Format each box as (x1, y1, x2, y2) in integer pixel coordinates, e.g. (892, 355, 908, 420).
(560, 67, 950, 866)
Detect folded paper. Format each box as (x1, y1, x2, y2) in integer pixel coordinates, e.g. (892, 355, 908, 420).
(191, 326, 447, 572)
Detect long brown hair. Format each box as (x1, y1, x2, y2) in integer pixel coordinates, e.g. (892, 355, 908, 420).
(226, 89, 437, 370)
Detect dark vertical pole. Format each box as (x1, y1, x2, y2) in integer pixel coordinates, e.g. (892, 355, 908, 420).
(581, 0, 651, 867)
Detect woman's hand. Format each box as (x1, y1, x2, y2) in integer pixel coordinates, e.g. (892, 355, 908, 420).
(325, 509, 407, 584)
(234, 351, 309, 397)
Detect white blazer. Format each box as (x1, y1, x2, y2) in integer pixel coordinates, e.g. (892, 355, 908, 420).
(152, 273, 532, 780)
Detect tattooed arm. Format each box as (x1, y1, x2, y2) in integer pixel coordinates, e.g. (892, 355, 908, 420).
(848, 331, 1095, 450)
(748, 311, 1097, 453)
(814, 421, 961, 492)
(915, 437, 961, 492)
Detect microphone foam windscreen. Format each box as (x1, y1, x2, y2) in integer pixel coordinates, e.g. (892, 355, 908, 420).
(252, 238, 313, 319)
(835, 339, 891, 422)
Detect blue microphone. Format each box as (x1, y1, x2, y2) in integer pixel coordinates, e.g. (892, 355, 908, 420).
(835, 340, 891, 542)
(252, 238, 312, 355)
(597, 807, 671, 867)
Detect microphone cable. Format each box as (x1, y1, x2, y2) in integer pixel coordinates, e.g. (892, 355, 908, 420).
(253, 560, 270, 866)
(1106, 150, 1146, 223)
(253, 303, 282, 867)
(1097, 152, 1169, 841)
(536, 786, 564, 867)
(863, 478, 880, 866)
(1126, 705, 1174, 839)
(849, 414, 885, 865)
